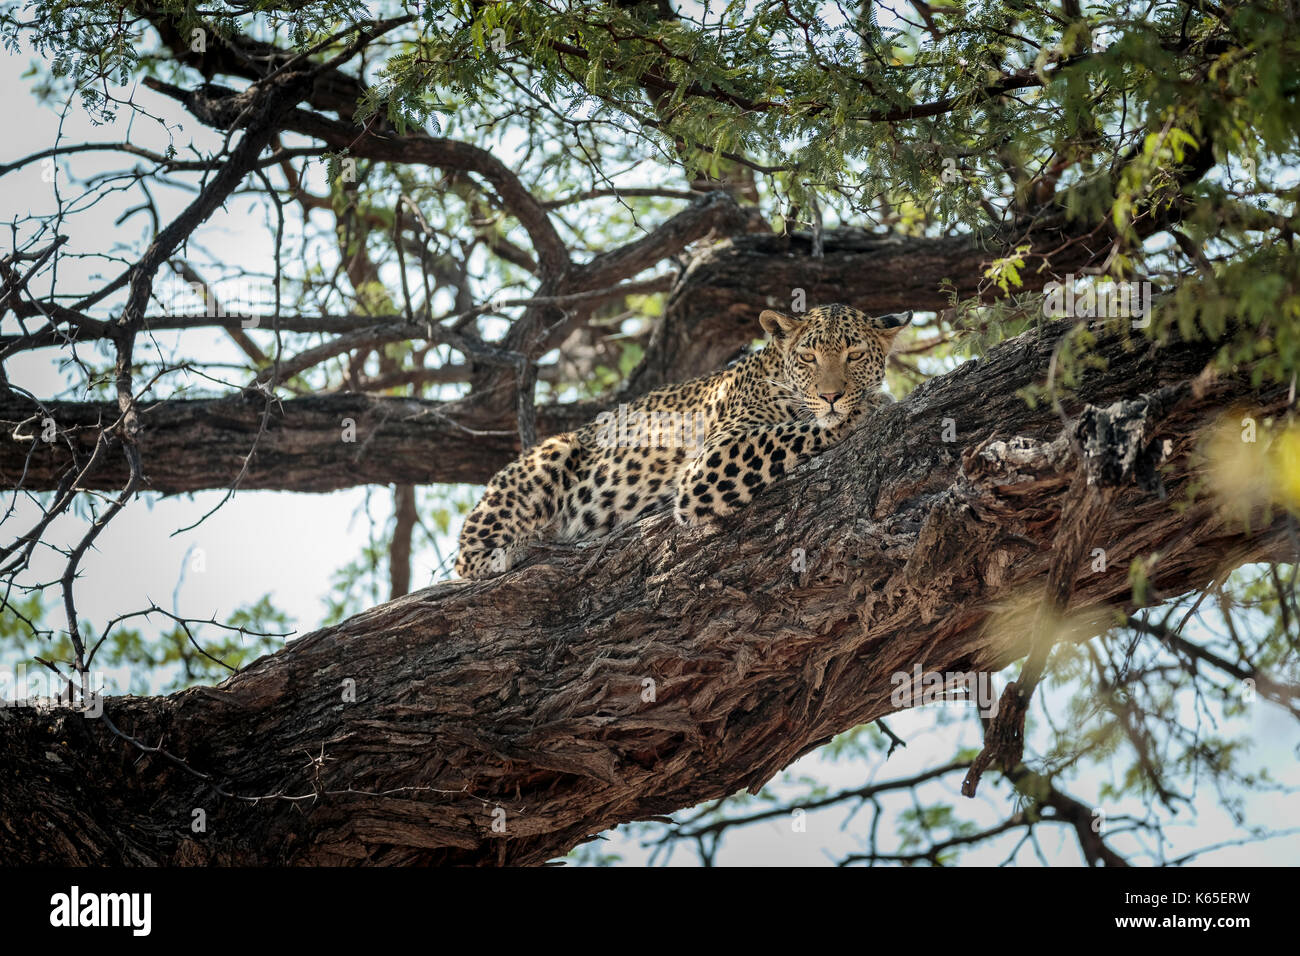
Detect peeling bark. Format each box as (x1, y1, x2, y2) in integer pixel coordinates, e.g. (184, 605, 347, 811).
(0, 321, 1291, 865)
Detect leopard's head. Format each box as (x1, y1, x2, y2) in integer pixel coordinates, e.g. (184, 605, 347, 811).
(760, 303, 912, 427)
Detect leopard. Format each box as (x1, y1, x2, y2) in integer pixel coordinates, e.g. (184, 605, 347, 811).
(455, 303, 912, 578)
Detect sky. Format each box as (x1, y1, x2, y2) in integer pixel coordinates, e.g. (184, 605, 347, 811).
(1, 17, 1297, 867)
(1, 51, 387, 660)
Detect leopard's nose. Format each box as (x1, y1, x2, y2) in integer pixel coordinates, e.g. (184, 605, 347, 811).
(819, 391, 843, 405)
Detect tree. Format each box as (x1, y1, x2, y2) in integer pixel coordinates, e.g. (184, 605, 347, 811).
(1, 0, 1297, 865)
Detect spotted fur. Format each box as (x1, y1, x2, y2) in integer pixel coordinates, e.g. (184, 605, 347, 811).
(455, 304, 911, 577)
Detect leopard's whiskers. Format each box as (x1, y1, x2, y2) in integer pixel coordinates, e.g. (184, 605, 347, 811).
(764, 378, 802, 398)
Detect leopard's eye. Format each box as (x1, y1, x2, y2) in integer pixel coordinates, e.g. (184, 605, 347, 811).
(797, 351, 817, 364)
(847, 350, 866, 362)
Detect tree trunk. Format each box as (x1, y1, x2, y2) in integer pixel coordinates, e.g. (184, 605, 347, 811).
(389, 484, 418, 600)
(1, 321, 1290, 865)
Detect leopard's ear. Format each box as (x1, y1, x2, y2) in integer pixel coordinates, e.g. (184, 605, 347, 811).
(874, 310, 912, 342)
(760, 309, 807, 341)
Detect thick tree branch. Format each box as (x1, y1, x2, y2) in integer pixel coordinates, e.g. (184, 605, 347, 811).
(0, 393, 602, 493)
(1, 321, 1292, 865)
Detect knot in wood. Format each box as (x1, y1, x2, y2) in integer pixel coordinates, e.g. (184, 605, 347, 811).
(1073, 391, 1176, 493)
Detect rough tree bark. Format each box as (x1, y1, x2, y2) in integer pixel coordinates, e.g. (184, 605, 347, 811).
(0, 320, 1291, 865)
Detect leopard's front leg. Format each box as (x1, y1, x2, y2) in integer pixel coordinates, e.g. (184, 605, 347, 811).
(674, 418, 837, 525)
